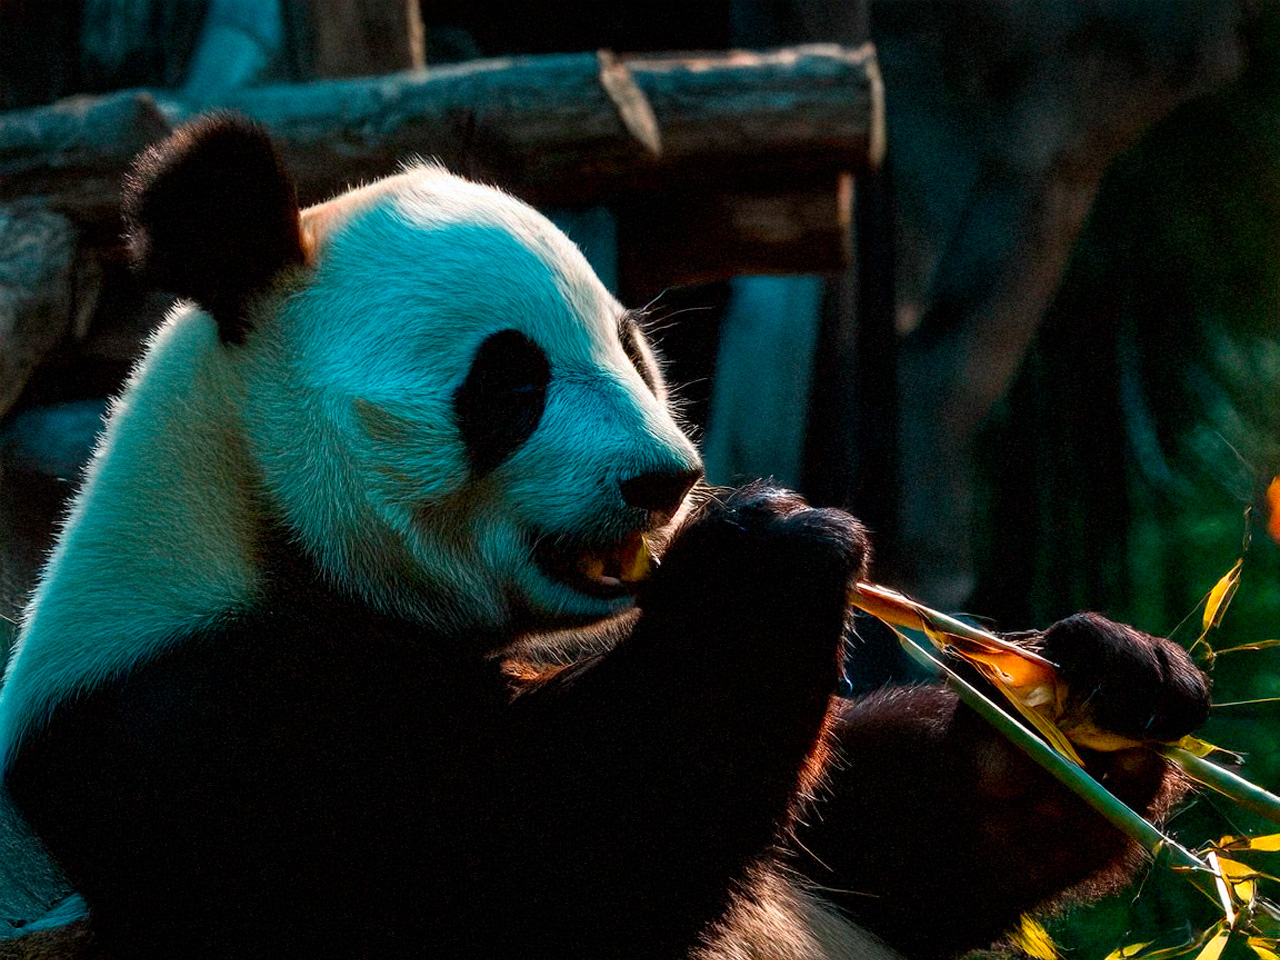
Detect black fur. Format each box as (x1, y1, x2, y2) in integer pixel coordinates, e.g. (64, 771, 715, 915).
(3, 484, 1213, 960)
(453, 329, 551, 475)
(122, 114, 304, 345)
(800, 689, 1177, 958)
(619, 312, 658, 394)
(6, 487, 867, 960)
(1042, 612, 1211, 743)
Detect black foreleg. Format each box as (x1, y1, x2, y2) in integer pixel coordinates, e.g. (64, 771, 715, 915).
(790, 614, 1209, 959)
(500, 485, 870, 959)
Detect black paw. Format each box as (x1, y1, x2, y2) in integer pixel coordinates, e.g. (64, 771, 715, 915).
(1041, 613, 1210, 744)
(639, 483, 871, 633)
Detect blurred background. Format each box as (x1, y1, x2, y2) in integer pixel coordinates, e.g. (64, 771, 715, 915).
(1, 1, 1279, 954)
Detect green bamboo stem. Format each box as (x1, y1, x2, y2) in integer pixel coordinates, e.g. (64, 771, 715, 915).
(853, 583, 1280, 839)
(1161, 745, 1280, 829)
(894, 629, 1224, 906)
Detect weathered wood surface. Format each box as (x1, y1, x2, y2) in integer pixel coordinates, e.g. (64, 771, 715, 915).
(0, 202, 98, 418)
(0, 44, 877, 227)
(301, 0, 424, 78)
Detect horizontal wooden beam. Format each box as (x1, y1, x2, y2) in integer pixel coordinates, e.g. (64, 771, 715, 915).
(0, 43, 877, 231)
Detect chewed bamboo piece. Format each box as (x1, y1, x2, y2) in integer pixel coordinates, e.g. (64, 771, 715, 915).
(848, 581, 1280, 903)
(850, 582, 1057, 686)
(851, 583, 1093, 762)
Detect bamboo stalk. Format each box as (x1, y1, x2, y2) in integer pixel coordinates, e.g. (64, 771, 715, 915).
(893, 628, 1223, 906)
(1162, 745, 1280, 829)
(851, 582, 1040, 656)
(850, 583, 1280, 840)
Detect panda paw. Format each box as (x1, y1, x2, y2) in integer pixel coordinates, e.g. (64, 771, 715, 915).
(1039, 613, 1210, 746)
(639, 483, 871, 640)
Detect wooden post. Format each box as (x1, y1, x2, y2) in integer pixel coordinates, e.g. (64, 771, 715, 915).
(300, 0, 424, 77)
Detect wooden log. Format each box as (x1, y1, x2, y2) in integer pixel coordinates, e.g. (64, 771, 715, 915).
(0, 43, 877, 224)
(0, 91, 174, 247)
(0, 202, 98, 419)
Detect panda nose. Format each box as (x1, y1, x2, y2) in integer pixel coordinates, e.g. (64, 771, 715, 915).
(620, 467, 702, 517)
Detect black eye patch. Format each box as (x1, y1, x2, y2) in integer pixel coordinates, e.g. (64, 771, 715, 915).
(619, 314, 658, 395)
(454, 329, 551, 476)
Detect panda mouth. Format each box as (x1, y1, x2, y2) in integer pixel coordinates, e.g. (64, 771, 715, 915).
(532, 531, 656, 600)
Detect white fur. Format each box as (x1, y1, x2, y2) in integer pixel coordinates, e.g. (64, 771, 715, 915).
(0, 310, 261, 764)
(0, 165, 698, 763)
(701, 869, 902, 960)
(0, 165, 899, 959)
(241, 165, 700, 631)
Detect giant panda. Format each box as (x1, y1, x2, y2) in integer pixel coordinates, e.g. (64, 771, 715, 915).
(0, 116, 1210, 960)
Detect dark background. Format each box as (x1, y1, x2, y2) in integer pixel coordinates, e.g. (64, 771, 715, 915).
(2, 1, 1279, 954)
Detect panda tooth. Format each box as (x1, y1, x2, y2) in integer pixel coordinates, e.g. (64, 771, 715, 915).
(573, 536, 652, 588)
(618, 536, 653, 584)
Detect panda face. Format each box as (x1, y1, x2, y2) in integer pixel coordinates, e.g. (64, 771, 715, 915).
(239, 167, 702, 637)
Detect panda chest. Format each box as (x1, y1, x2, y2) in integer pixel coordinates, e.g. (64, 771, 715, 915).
(7, 588, 517, 877)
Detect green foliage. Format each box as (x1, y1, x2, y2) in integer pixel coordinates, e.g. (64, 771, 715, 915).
(971, 9, 1280, 957)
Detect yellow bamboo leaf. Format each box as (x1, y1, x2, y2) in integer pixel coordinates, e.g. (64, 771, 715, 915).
(918, 619, 1061, 700)
(916, 616, 1038, 663)
(1105, 941, 1154, 960)
(1248, 937, 1280, 960)
(965, 646, 1057, 689)
(979, 663, 1085, 766)
(1211, 640, 1280, 656)
(1193, 927, 1232, 960)
(1217, 856, 1258, 905)
(1214, 833, 1280, 855)
(1123, 925, 1229, 960)
(1203, 560, 1243, 634)
(1178, 736, 1227, 758)
(915, 615, 1083, 763)
(1011, 915, 1060, 959)
(1217, 857, 1256, 880)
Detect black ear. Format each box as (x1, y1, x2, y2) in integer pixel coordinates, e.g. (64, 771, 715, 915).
(122, 113, 304, 345)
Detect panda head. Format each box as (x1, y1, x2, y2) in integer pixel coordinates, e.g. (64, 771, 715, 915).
(125, 115, 702, 639)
